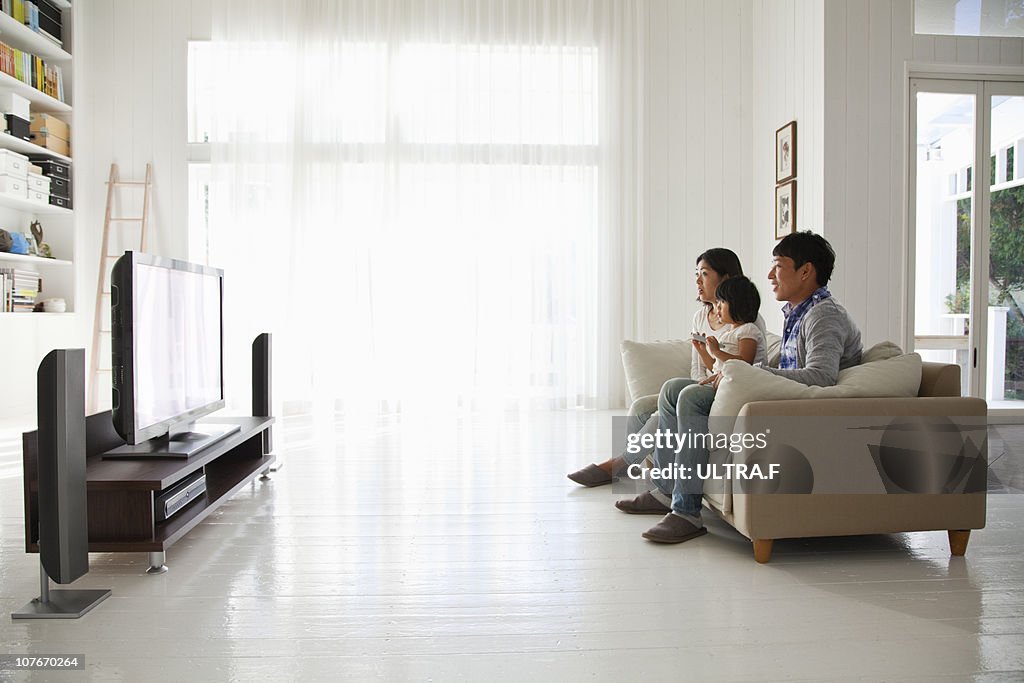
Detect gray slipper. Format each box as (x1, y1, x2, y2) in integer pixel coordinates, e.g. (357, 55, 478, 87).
(567, 463, 613, 487)
(642, 513, 708, 544)
(614, 491, 671, 514)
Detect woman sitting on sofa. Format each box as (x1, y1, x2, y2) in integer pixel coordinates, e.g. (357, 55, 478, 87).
(568, 248, 766, 487)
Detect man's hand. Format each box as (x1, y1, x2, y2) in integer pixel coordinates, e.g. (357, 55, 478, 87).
(699, 372, 722, 388)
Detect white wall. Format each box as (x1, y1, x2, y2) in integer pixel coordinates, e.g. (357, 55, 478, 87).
(820, 0, 1024, 347)
(750, 0, 825, 335)
(641, 0, 756, 341)
(72, 0, 209, 410)
(14, 0, 1019, 419)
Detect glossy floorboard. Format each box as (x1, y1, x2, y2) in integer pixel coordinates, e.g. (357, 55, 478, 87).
(1, 410, 1023, 682)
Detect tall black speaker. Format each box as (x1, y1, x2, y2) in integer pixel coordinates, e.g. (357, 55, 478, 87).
(14, 349, 110, 619)
(252, 333, 273, 454)
(37, 348, 89, 583)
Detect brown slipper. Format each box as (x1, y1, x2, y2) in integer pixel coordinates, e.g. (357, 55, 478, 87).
(642, 513, 708, 544)
(614, 491, 671, 515)
(567, 463, 613, 487)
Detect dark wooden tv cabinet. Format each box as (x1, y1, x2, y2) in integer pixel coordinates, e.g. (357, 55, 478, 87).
(23, 412, 275, 573)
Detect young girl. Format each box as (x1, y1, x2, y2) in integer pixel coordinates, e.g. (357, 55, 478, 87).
(568, 248, 750, 488)
(695, 275, 766, 375)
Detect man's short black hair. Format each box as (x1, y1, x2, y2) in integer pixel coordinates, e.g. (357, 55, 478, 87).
(715, 275, 760, 325)
(772, 231, 835, 287)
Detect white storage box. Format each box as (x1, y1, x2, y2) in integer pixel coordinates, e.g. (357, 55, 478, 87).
(0, 92, 30, 120)
(27, 172, 50, 194)
(0, 172, 27, 199)
(28, 188, 48, 204)
(0, 149, 29, 177)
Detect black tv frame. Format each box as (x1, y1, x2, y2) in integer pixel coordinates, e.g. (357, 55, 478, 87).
(110, 251, 227, 446)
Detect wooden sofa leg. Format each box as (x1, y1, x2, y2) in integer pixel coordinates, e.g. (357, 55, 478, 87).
(753, 539, 774, 564)
(948, 530, 971, 557)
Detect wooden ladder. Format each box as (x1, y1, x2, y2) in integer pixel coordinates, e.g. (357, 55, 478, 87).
(88, 163, 152, 412)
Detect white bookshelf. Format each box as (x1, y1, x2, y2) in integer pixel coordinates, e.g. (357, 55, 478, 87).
(0, 130, 70, 161)
(0, 251, 71, 266)
(0, 191, 71, 214)
(0, 9, 71, 62)
(0, 1, 73, 317)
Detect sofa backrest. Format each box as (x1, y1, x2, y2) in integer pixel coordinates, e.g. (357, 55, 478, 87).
(919, 362, 961, 397)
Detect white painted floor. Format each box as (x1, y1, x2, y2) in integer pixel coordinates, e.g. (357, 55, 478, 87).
(2, 409, 1024, 682)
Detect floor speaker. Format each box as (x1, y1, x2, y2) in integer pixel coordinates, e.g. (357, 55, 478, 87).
(36, 348, 89, 584)
(252, 333, 272, 454)
(13, 349, 111, 619)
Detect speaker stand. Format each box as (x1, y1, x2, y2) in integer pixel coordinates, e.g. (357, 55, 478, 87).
(147, 552, 168, 574)
(12, 562, 111, 620)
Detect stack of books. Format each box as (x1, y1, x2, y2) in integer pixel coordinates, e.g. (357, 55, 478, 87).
(0, 266, 39, 312)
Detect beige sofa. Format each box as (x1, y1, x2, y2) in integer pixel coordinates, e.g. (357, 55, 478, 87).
(620, 340, 988, 563)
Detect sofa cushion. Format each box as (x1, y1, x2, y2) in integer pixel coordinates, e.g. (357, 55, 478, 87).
(862, 340, 903, 363)
(620, 339, 693, 404)
(710, 352, 923, 418)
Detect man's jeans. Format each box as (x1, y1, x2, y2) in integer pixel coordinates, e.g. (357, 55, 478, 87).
(653, 378, 716, 517)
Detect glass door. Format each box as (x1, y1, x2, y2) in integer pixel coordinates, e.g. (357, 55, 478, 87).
(910, 78, 1024, 413)
(985, 82, 1024, 409)
(909, 79, 980, 397)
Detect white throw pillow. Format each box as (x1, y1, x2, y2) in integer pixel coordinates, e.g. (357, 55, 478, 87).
(710, 352, 923, 418)
(861, 341, 903, 363)
(620, 339, 693, 404)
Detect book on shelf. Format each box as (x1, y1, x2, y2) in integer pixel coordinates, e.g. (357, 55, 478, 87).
(2, 0, 62, 45)
(0, 266, 40, 312)
(0, 38, 65, 102)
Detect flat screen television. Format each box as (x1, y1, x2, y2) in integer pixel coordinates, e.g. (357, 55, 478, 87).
(106, 251, 238, 458)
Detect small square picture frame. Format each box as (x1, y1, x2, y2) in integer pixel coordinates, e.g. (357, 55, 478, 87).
(776, 120, 797, 184)
(775, 180, 796, 240)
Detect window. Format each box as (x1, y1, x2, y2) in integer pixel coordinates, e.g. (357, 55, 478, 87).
(915, 0, 1024, 37)
(187, 37, 605, 407)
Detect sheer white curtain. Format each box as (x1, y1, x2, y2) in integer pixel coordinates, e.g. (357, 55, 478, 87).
(203, 0, 645, 416)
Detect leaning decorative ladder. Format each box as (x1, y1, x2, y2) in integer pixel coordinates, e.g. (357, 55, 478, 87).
(88, 163, 152, 412)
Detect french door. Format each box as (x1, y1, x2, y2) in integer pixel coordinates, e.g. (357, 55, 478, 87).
(909, 77, 1024, 412)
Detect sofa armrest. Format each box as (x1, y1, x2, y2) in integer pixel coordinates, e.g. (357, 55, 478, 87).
(919, 362, 961, 397)
(737, 396, 987, 418)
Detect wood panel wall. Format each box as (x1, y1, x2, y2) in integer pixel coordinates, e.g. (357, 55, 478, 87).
(641, 0, 756, 341)
(821, 0, 1024, 348)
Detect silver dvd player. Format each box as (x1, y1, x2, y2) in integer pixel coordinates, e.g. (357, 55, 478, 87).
(155, 470, 207, 522)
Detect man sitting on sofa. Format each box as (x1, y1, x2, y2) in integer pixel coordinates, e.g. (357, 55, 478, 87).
(615, 231, 863, 544)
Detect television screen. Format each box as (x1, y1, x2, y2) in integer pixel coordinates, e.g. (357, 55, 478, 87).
(111, 252, 226, 445)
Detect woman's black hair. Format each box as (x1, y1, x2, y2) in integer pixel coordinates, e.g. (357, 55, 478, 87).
(695, 248, 744, 279)
(715, 275, 760, 325)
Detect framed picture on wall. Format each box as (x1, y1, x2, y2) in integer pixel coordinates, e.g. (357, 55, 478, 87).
(776, 120, 797, 184)
(775, 180, 796, 239)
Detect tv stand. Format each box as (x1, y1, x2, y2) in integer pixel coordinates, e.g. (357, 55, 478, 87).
(23, 414, 275, 572)
(103, 423, 242, 459)
(22, 334, 275, 574)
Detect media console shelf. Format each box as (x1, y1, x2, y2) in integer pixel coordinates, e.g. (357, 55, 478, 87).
(23, 412, 275, 573)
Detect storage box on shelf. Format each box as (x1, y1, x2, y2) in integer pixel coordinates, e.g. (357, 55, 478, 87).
(29, 112, 67, 155)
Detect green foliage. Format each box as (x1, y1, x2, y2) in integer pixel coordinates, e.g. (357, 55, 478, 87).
(949, 186, 1024, 399)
